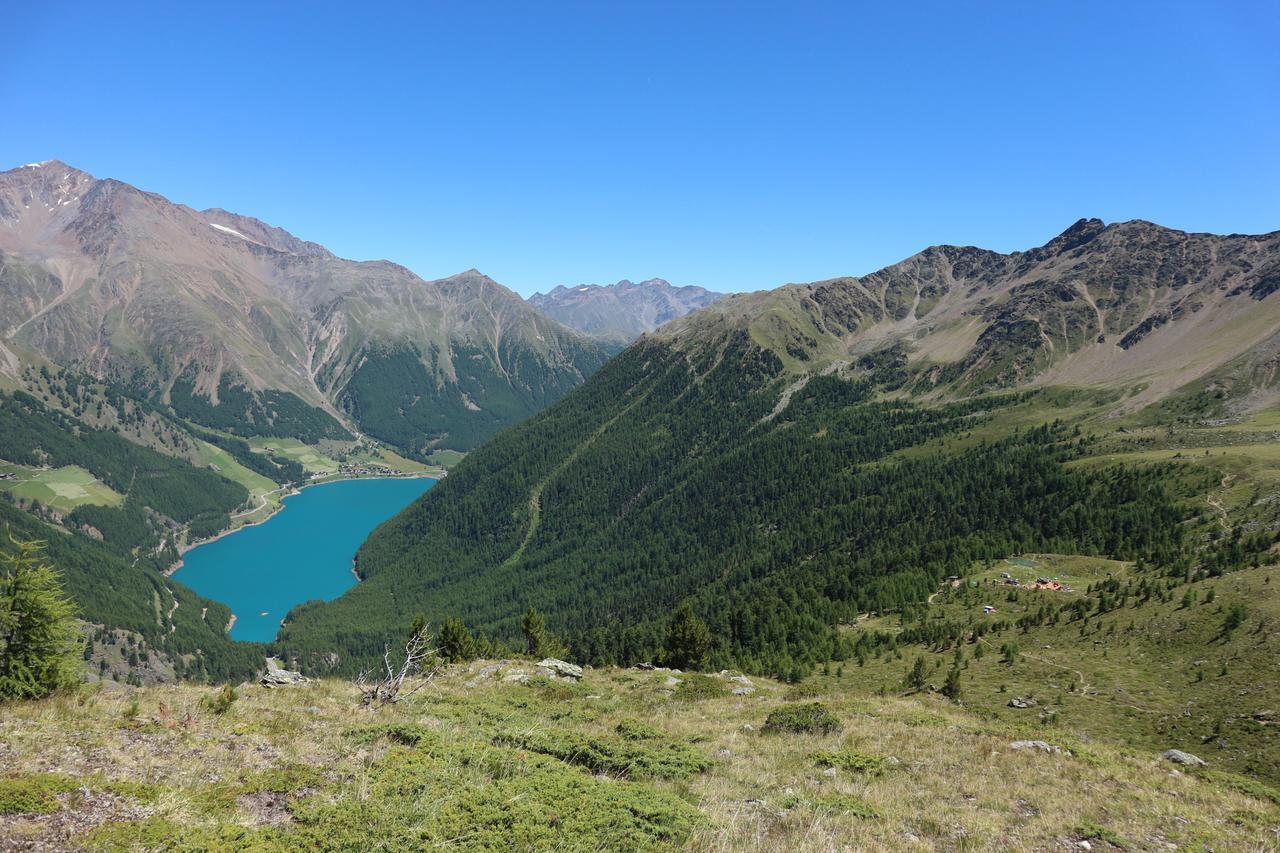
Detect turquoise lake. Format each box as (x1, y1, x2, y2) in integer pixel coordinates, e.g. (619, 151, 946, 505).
(177, 477, 435, 642)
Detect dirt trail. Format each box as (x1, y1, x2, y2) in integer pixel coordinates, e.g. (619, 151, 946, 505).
(1206, 472, 1235, 532)
(977, 637, 1090, 694)
(503, 393, 651, 569)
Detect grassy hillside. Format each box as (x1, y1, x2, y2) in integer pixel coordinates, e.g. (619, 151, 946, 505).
(834, 557, 1280, 785)
(2, 665, 1275, 850)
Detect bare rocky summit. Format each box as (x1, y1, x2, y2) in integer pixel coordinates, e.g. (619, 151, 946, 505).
(660, 218, 1280, 412)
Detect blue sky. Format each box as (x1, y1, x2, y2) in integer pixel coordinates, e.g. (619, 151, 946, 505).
(3, 2, 1278, 296)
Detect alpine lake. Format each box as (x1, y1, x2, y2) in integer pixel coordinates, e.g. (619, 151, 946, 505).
(177, 477, 436, 642)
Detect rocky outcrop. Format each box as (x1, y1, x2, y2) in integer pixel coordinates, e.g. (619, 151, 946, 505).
(536, 658, 583, 681)
(1010, 740, 1068, 754)
(259, 657, 309, 688)
(1161, 749, 1206, 767)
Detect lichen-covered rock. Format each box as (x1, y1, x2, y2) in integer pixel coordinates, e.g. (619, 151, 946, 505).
(1161, 749, 1206, 766)
(536, 658, 583, 680)
(259, 658, 309, 688)
(1010, 740, 1066, 754)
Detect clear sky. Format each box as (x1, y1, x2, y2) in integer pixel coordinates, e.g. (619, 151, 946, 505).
(3, 2, 1278, 296)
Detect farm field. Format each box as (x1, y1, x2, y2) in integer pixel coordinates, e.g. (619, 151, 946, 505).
(249, 437, 340, 475)
(0, 463, 123, 512)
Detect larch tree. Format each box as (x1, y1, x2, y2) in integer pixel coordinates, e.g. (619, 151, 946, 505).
(0, 539, 83, 700)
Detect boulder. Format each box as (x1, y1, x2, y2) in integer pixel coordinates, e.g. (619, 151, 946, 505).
(1008, 696, 1038, 709)
(259, 657, 309, 688)
(634, 662, 656, 671)
(536, 658, 583, 681)
(1161, 749, 1206, 767)
(732, 686, 755, 696)
(1010, 740, 1066, 754)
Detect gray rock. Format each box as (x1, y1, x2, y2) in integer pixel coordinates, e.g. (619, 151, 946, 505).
(1008, 696, 1038, 709)
(732, 686, 755, 696)
(634, 662, 656, 671)
(1010, 740, 1065, 754)
(259, 657, 309, 688)
(1161, 749, 1206, 766)
(536, 658, 583, 681)
(502, 669, 532, 684)
(664, 675, 682, 687)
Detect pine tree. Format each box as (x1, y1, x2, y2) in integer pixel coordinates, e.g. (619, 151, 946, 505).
(905, 655, 928, 691)
(0, 539, 82, 699)
(438, 617, 477, 663)
(942, 665, 962, 702)
(521, 607, 548, 657)
(663, 602, 711, 671)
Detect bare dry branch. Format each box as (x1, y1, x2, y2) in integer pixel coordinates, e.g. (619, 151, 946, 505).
(356, 628, 440, 706)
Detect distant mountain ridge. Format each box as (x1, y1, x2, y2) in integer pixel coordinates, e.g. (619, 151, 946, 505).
(528, 277, 723, 346)
(0, 161, 607, 453)
(659, 218, 1280, 411)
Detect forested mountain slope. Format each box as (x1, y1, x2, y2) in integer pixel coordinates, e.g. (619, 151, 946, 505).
(0, 161, 606, 454)
(278, 220, 1280, 677)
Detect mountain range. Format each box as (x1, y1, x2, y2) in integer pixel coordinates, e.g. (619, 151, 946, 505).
(280, 217, 1280, 673)
(528, 278, 723, 347)
(0, 161, 607, 454)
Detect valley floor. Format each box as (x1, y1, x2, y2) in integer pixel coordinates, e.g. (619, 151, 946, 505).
(1, 662, 1276, 851)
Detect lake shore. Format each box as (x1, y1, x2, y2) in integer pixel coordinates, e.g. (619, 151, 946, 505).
(165, 472, 438, 578)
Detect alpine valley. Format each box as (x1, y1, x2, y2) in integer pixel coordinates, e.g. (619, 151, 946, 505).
(5, 181, 1280, 848)
(0, 160, 605, 680)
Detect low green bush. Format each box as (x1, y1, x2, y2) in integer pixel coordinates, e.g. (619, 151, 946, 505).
(493, 728, 712, 779)
(811, 748, 889, 776)
(0, 773, 78, 815)
(673, 673, 729, 701)
(812, 792, 880, 820)
(616, 719, 663, 741)
(763, 702, 843, 735)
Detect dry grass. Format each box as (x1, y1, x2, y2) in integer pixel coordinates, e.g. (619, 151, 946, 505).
(1, 663, 1277, 850)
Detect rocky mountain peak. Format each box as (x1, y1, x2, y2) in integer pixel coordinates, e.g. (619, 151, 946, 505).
(1041, 217, 1107, 255)
(528, 277, 724, 345)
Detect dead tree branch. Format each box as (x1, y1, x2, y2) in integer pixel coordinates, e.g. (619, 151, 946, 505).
(356, 628, 440, 706)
